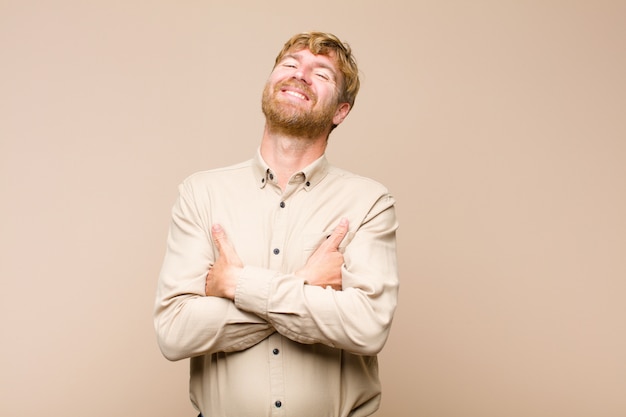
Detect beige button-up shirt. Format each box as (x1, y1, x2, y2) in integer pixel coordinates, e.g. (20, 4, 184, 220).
(155, 151, 399, 417)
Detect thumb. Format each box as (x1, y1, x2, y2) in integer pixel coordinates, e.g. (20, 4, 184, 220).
(211, 224, 230, 254)
(324, 218, 349, 250)
(211, 224, 243, 267)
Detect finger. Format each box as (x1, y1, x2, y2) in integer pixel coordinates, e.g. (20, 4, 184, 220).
(211, 224, 230, 253)
(211, 224, 240, 261)
(324, 218, 349, 250)
(211, 223, 224, 240)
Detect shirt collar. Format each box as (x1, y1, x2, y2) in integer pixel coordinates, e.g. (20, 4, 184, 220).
(253, 148, 329, 191)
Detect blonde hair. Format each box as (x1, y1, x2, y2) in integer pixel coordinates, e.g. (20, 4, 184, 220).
(273, 32, 361, 109)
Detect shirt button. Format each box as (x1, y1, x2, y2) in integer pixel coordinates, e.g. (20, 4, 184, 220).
(305, 181, 311, 187)
(273, 348, 279, 355)
(273, 248, 280, 255)
(269, 173, 274, 180)
(275, 400, 282, 408)
(279, 201, 285, 208)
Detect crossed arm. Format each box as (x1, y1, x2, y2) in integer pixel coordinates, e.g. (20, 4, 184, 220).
(155, 183, 398, 360)
(205, 218, 349, 299)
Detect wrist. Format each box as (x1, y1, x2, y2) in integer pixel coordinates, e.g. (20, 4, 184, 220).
(225, 266, 244, 300)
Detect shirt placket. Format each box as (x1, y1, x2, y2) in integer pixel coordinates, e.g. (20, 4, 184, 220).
(267, 175, 291, 416)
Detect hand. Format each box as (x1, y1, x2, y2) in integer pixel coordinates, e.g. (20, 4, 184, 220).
(205, 224, 243, 300)
(296, 218, 349, 290)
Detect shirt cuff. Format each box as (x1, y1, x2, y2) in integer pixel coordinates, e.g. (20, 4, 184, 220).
(234, 265, 277, 318)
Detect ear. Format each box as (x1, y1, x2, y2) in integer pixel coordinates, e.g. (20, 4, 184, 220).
(332, 102, 351, 126)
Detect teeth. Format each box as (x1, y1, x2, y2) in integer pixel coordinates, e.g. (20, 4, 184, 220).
(285, 90, 306, 100)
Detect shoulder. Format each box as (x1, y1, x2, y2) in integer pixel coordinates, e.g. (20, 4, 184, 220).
(326, 165, 392, 196)
(174, 159, 256, 205)
(325, 165, 398, 226)
(181, 159, 253, 188)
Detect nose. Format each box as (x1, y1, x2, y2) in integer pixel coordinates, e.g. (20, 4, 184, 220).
(293, 67, 312, 84)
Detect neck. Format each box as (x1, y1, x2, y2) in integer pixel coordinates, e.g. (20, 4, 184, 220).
(260, 124, 328, 189)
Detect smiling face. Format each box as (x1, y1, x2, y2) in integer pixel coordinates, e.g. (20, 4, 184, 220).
(261, 48, 350, 139)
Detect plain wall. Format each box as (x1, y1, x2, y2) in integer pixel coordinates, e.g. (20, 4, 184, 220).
(1, 1, 625, 416)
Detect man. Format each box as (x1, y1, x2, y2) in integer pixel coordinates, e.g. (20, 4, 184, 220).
(154, 31, 399, 417)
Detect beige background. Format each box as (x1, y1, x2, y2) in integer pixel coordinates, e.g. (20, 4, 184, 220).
(1, 1, 625, 416)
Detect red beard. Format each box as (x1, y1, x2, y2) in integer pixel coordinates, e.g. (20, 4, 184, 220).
(261, 80, 337, 139)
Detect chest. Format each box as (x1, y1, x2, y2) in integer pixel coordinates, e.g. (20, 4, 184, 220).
(204, 184, 360, 273)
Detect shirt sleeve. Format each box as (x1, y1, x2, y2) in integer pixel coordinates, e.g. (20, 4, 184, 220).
(234, 193, 399, 356)
(154, 180, 275, 361)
